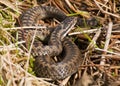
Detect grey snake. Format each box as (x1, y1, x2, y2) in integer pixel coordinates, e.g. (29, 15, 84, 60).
(19, 6, 97, 80)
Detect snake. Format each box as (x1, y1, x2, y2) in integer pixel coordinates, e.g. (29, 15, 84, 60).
(19, 6, 97, 80)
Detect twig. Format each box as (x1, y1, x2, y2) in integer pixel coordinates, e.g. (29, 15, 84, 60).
(59, 76, 70, 86)
(3, 26, 46, 30)
(100, 22, 113, 65)
(87, 27, 101, 50)
(115, 40, 120, 44)
(95, 48, 120, 56)
(0, 41, 25, 51)
(111, 35, 120, 39)
(0, 0, 21, 13)
(24, 28, 37, 86)
(94, 0, 120, 18)
(65, 0, 76, 12)
(84, 27, 101, 66)
(1, 55, 56, 86)
(69, 28, 101, 36)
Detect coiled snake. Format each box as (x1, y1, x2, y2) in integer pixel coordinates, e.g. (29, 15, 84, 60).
(19, 6, 96, 80)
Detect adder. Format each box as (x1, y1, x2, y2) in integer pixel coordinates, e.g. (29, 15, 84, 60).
(19, 6, 97, 80)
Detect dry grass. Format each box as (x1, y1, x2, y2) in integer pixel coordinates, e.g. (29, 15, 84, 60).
(0, 0, 120, 86)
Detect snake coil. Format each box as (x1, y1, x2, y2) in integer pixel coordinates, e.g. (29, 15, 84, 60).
(19, 6, 84, 80)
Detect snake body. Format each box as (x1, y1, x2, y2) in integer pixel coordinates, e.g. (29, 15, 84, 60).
(19, 6, 84, 80)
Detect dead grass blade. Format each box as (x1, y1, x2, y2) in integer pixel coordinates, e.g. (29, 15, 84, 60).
(0, 0, 21, 13)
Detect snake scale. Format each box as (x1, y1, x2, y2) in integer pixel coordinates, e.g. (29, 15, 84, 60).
(19, 6, 97, 80)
